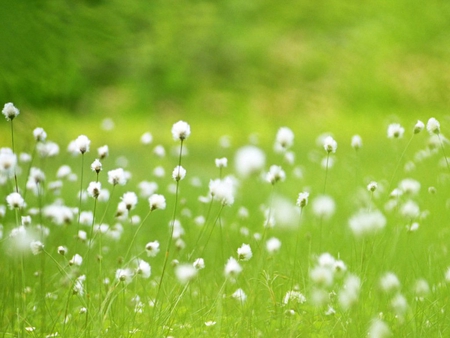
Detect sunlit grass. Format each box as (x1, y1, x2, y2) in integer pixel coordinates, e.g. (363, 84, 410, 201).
(0, 105, 450, 337)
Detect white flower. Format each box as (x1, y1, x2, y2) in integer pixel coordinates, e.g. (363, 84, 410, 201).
(57, 165, 72, 179)
(116, 268, 133, 284)
(75, 135, 91, 154)
(367, 181, 378, 192)
(368, 319, 391, 338)
(0, 148, 17, 175)
(172, 165, 186, 181)
(175, 263, 198, 284)
(209, 176, 236, 206)
(73, 275, 86, 295)
(193, 258, 205, 270)
(232, 288, 247, 303)
(283, 290, 306, 305)
(266, 165, 286, 184)
(30, 240, 44, 255)
(87, 181, 101, 198)
(171, 120, 191, 141)
(135, 259, 151, 278)
(426, 117, 440, 135)
(145, 241, 160, 257)
(2, 102, 20, 121)
(296, 191, 309, 208)
(108, 168, 127, 186)
(140, 132, 153, 145)
(91, 159, 102, 173)
(338, 275, 361, 310)
(33, 127, 47, 142)
(234, 145, 266, 177)
(153, 145, 166, 157)
(348, 209, 386, 237)
(275, 127, 294, 151)
(351, 135, 362, 150)
(6, 192, 25, 209)
(380, 272, 400, 293)
(266, 237, 281, 254)
(97, 145, 109, 159)
(148, 194, 166, 211)
(399, 178, 420, 195)
(69, 254, 83, 266)
(312, 195, 335, 220)
(323, 136, 337, 154)
(387, 123, 405, 138)
(215, 157, 228, 168)
(310, 266, 334, 287)
(237, 243, 252, 261)
(224, 257, 242, 277)
(121, 192, 138, 210)
(57, 246, 68, 255)
(138, 181, 158, 198)
(414, 120, 425, 134)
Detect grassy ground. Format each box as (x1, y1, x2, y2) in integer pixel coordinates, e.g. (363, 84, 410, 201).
(0, 110, 449, 337)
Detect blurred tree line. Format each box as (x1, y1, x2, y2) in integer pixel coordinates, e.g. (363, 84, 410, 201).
(1, 0, 450, 116)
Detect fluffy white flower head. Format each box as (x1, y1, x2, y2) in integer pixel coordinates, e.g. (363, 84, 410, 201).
(387, 123, 405, 139)
(209, 176, 236, 206)
(414, 120, 424, 134)
(237, 243, 252, 261)
(175, 263, 198, 284)
(172, 165, 186, 181)
(266, 165, 286, 185)
(172, 120, 191, 141)
(91, 159, 102, 173)
(266, 237, 282, 254)
(2, 102, 20, 121)
(426, 117, 440, 135)
(296, 191, 309, 208)
(148, 194, 166, 211)
(215, 157, 228, 168)
(323, 136, 337, 154)
(33, 128, 47, 142)
(6, 192, 25, 209)
(275, 127, 294, 150)
(234, 145, 266, 177)
(351, 135, 362, 150)
(145, 240, 160, 257)
(75, 135, 91, 154)
(224, 257, 242, 277)
(108, 168, 127, 186)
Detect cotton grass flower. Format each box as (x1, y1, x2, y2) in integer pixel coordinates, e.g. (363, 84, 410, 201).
(237, 243, 252, 261)
(30, 240, 44, 255)
(296, 191, 309, 208)
(209, 176, 236, 206)
(6, 192, 25, 209)
(387, 123, 405, 139)
(193, 258, 205, 270)
(87, 181, 101, 198)
(140, 132, 153, 145)
(108, 168, 127, 186)
(148, 194, 166, 211)
(426, 117, 440, 135)
(33, 127, 47, 142)
(323, 136, 337, 154)
(175, 263, 198, 284)
(145, 241, 160, 257)
(232, 288, 247, 303)
(116, 268, 133, 284)
(266, 237, 281, 254)
(338, 274, 361, 310)
(312, 195, 335, 220)
(266, 165, 286, 184)
(414, 120, 425, 134)
(380, 272, 400, 293)
(171, 120, 191, 141)
(172, 165, 186, 181)
(283, 291, 306, 305)
(2, 102, 20, 121)
(234, 145, 266, 177)
(368, 319, 391, 338)
(348, 209, 386, 237)
(215, 157, 228, 168)
(97, 145, 109, 159)
(275, 127, 294, 151)
(121, 192, 138, 210)
(224, 257, 242, 278)
(69, 253, 83, 266)
(75, 135, 90, 154)
(351, 135, 362, 150)
(90, 159, 102, 173)
(135, 259, 151, 278)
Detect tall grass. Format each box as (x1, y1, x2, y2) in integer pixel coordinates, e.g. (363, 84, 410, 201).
(0, 107, 449, 337)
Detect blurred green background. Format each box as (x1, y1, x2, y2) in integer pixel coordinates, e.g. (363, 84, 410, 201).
(1, 0, 450, 142)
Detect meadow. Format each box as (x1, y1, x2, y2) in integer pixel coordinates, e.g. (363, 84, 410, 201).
(0, 102, 449, 337)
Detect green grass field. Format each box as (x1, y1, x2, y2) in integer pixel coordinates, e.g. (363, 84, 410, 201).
(0, 106, 449, 337)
